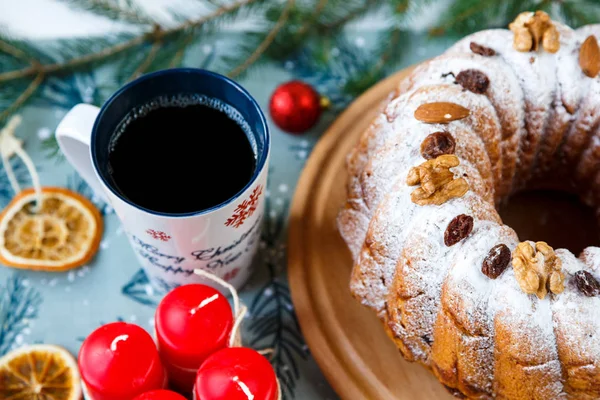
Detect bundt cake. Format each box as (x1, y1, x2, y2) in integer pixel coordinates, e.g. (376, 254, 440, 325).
(337, 11, 600, 399)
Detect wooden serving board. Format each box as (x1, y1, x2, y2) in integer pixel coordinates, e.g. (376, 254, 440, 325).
(287, 65, 454, 400)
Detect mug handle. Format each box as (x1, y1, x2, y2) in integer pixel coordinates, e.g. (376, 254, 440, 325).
(55, 103, 109, 203)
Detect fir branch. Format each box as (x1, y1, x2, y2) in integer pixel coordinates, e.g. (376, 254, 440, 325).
(229, 0, 295, 78)
(57, 0, 156, 25)
(129, 33, 164, 80)
(0, 39, 35, 65)
(318, 0, 379, 31)
(289, 34, 380, 109)
(36, 72, 103, 109)
(366, 27, 406, 81)
(262, 0, 328, 60)
(0, 274, 42, 356)
(135, 30, 194, 75)
(296, 0, 328, 36)
(0, 0, 257, 83)
(0, 73, 44, 123)
(556, 0, 600, 27)
(1, 0, 276, 120)
(430, 0, 551, 36)
(0, 38, 56, 67)
(0, 35, 147, 82)
(168, 30, 197, 68)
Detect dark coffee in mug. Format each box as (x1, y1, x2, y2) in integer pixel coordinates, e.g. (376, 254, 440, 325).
(107, 94, 256, 214)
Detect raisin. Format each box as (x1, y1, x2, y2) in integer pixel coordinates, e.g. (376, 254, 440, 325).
(482, 244, 511, 279)
(574, 270, 600, 297)
(421, 334, 432, 345)
(456, 69, 490, 94)
(470, 42, 496, 56)
(444, 214, 473, 246)
(420, 131, 456, 160)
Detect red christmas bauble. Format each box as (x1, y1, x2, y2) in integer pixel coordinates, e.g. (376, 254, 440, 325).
(77, 322, 167, 400)
(132, 389, 187, 400)
(269, 80, 324, 134)
(194, 347, 278, 400)
(155, 284, 234, 393)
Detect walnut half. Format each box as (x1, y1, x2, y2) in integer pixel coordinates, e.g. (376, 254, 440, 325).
(406, 154, 469, 206)
(508, 11, 560, 53)
(512, 241, 565, 299)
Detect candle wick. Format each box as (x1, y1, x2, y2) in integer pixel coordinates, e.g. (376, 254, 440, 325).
(110, 334, 129, 352)
(232, 376, 254, 400)
(189, 293, 219, 315)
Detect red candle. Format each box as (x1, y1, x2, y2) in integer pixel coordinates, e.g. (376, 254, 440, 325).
(133, 389, 188, 400)
(155, 284, 234, 393)
(78, 321, 167, 400)
(194, 347, 279, 400)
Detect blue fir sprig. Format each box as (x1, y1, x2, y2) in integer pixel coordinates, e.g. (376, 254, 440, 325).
(287, 35, 385, 112)
(0, 274, 43, 356)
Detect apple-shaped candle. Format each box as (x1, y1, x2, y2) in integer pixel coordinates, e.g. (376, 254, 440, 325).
(78, 321, 167, 400)
(155, 283, 234, 394)
(133, 389, 188, 400)
(194, 347, 279, 400)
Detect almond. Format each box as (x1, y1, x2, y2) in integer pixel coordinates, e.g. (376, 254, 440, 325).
(580, 35, 600, 78)
(414, 102, 470, 124)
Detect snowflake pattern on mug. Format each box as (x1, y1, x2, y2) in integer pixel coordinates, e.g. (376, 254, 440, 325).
(225, 185, 263, 228)
(146, 229, 171, 242)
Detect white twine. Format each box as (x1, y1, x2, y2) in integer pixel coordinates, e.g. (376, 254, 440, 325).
(0, 115, 43, 212)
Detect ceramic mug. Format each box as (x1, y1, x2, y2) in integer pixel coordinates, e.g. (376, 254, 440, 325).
(55, 68, 270, 292)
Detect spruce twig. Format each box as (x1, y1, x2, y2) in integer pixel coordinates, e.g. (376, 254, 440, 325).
(0, 0, 256, 83)
(168, 30, 197, 68)
(129, 40, 163, 80)
(129, 25, 164, 80)
(431, 1, 493, 35)
(0, 73, 44, 123)
(228, 0, 295, 78)
(319, 0, 377, 31)
(0, 39, 35, 65)
(374, 27, 403, 73)
(296, 0, 328, 36)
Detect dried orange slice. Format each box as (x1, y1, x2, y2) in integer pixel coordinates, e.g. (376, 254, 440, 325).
(0, 344, 82, 400)
(0, 186, 103, 271)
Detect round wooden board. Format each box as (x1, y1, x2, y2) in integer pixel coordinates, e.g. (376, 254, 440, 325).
(287, 65, 454, 400)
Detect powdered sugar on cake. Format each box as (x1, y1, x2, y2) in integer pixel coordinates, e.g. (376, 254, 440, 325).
(338, 14, 600, 399)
